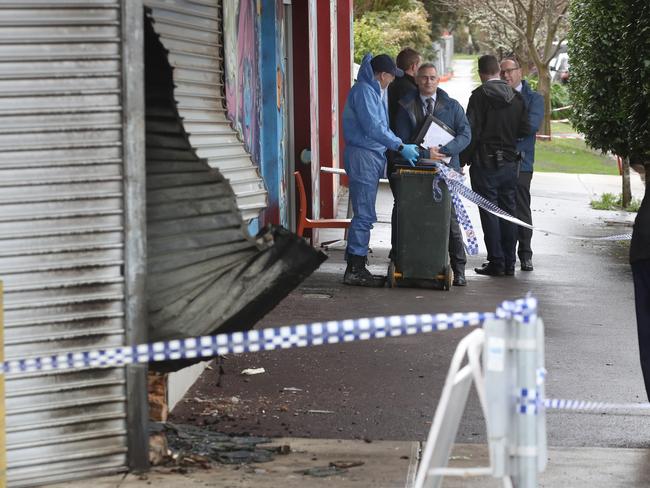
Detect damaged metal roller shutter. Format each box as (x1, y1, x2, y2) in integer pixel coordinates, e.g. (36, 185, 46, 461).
(145, 11, 326, 346)
(144, 0, 267, 221)
(0, 1, 128, 485)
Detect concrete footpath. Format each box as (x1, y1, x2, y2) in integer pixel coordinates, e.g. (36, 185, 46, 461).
(49, 172, 648, 484)
(61, 171, 645, 488)
(48, 439, 650, 487)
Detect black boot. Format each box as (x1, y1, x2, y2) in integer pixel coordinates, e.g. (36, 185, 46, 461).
(452, 270, 467, 286)
(343, 255, 385, 287)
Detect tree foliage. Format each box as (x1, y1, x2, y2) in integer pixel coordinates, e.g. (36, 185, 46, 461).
(354, 0, 411, 17)
(568, 0, 650, 165)
(442, 0, 569, 135)
(420, 0, 465, 37)
(353, 0, 434, 63)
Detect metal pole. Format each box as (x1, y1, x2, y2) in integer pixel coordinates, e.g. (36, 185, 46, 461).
(121, 0, 149, 472)
(0, 282, 5, 488)
(513, 313, 538, 488)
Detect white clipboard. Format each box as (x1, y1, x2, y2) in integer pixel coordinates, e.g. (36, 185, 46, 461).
(415, 115, 455, 164)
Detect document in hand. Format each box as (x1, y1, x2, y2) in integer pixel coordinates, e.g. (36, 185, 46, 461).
(414, 115, 456, 164)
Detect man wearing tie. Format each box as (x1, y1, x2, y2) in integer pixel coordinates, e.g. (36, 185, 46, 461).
(392, 63, 472, 285)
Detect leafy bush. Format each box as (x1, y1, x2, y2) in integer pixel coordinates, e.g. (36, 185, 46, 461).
(527, 78, 571, 119)
(354, 1, 434, 63)
(354, 14, 400, 62)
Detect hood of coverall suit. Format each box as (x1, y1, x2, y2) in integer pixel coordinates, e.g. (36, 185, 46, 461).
(342, 53, 395, 159)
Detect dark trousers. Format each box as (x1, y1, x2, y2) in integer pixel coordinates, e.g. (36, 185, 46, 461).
(449, 205, 466, 275)
(516, 171, 533, 260)
(389, 175, 398, 256)
(389, 175, 465, 274)
(632, 259, 650, 401)
(470, 162, 518, 270)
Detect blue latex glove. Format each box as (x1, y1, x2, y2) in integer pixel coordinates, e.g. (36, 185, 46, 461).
(399, 144, 419, 166)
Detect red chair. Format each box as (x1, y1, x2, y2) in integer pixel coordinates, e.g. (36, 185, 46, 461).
(294, 171, 351, 241)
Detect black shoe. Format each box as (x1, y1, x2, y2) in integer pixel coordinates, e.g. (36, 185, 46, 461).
(505, 267, 515, 276)
(474, 264, 505, 276)
(453, 274, 467, 286)
(343, 255, 385, 287)
(520, 258, 533, 271)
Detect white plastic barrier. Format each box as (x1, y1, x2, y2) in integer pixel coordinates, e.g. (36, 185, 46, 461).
(414, 298, 546, 488)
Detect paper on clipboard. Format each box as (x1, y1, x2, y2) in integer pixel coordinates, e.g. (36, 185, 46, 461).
(415, 115, 456, 164)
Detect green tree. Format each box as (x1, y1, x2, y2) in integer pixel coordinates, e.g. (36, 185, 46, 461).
(568, 0, 650, 204)
(354, 0, 410, 17)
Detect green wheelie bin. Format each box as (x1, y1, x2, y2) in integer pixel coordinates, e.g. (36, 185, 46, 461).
(388, 165, 452, 290)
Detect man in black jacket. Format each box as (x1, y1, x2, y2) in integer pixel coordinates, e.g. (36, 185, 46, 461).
(388, 48, 421, 132)
(460, 55, 530, 276)
(386, 48, 420, 261)
(630, 162, 650, 400)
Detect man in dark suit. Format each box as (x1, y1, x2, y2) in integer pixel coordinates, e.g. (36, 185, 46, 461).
(500, 58, 544, 271)
(460, 55, 530, 277)
(392, 63, 472, 285)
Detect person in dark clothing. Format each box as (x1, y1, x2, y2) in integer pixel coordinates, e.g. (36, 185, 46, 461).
(386, 48, 421, 264)
(392, 63, 472, 285)
(387, 48, 421, 183)
(500, 58, 544, 271)
(388, 48, 421, 133)
(630, 162, 650, 400)
(460, 54, 530, 277)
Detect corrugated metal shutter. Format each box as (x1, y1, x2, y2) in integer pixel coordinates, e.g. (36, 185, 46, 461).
(144, 0, 267, 222)
(145, 11, 327, 345)
(0, 1, 128, 485)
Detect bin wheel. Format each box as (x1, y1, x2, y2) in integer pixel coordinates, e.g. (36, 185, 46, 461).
(388, 261, 397, 288)
(443, 266, 452, 291)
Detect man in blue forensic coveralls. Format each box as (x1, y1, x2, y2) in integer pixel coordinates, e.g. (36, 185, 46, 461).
(630, 162, 650, 400)
(342, 53, 419, 287)
(392, 62, 472, 285)
(460, 54, 530, 277)
(500, 58, 544, 271)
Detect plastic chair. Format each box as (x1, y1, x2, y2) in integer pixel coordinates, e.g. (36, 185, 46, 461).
(294, 171, 351, 242)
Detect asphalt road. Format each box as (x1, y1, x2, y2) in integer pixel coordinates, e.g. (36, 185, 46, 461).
(172, 171, 649, 449)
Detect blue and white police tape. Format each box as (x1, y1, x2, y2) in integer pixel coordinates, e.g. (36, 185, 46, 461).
(452, 192, 481, 255)
(544, 398, 650, 412)
(421, 159, 632, 242)
(518, 390, 650, 415)
(430, 167, 479, 255)
(3, 310, 494, 376)
(496, 295, 538, 324)
(2, 297, 539, 376)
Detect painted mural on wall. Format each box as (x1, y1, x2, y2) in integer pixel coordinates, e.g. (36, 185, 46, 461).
(275, 0, 288, 228)
(223, 0, 261, 164)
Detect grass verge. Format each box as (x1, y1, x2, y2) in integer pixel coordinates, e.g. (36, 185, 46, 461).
(535, 138, 618, 174)
(590, 192, 641, 212)
(534, 121, 619, 175)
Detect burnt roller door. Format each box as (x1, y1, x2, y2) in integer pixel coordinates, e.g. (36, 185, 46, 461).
(0, 1, 130, 485)
(144, 0, 267, 221)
